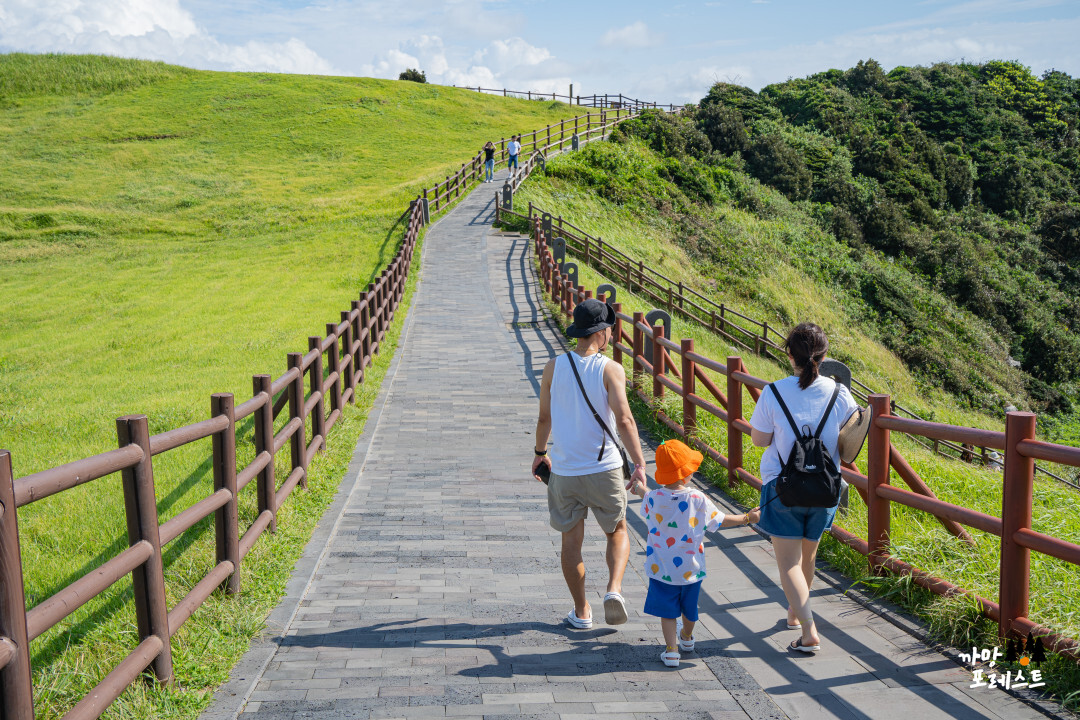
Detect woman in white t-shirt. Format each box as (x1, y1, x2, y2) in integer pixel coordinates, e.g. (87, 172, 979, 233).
(749, 322, 857, 653)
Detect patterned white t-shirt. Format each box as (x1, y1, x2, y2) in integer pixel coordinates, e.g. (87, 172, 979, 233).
(639, 487, 724, 586)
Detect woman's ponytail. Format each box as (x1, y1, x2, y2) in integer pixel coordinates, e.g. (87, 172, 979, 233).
(785, 323, 829, 390)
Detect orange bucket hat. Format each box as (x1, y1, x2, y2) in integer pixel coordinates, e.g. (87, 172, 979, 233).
(654, 439, 703, 485)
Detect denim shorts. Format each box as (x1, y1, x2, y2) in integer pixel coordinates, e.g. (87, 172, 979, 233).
(643, 578, 702, 621)
(757, 480, 839, 541)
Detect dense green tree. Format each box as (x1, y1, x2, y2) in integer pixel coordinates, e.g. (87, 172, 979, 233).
(746, 134, 812, 200)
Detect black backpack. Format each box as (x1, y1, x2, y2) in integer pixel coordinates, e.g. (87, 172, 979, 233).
(770, 383, 844, 508)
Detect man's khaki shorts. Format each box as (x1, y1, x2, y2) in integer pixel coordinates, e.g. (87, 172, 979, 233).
(547, 467, 628, 534)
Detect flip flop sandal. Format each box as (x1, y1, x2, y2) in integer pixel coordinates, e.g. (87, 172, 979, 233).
(660, 649, 681, 667)
(786, 620, 802, 630)
(603, 592, 628, 625)
(789, 638, 821, 653)
(565, 609, 593, 629)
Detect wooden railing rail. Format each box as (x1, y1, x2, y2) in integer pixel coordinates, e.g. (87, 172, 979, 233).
(532, 216, 1080, 662)
(516, 202, 1077, 489)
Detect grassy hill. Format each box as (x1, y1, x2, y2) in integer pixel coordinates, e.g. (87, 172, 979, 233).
(0, 53, 585, 719)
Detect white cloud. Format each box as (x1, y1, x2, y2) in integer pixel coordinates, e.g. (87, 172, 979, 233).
(0, 0, 337, 75)
(599, 21, 664, 49)
(361, 35, 567, 93)
(479, 38, 553, 68)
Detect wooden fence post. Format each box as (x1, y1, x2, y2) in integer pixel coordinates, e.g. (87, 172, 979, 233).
(682, 339, 695, 436)
(287, 352, 307, 488)
(211, 394, 240, 594)
(0, 450, 33, 720)
(612, 303, 624, 365)
(999, 411, 1037, 639)
(867, 395, 892, 573)
(341, 311, 355, 399)
(377, 276, 388, 342)
(725, 357, 742, 489)
(359, 296, 371, 373)
(367, 283, 379, 349)
(116, 415, 173, 683)
(632, 312, 645, 393)
(253, 375, 277, 533)
(326, 322, 343, 420)
(652, 324, 665, 400)
(309, 337, 326, 455)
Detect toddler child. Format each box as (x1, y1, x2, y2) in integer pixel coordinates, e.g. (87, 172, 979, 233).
(630, 439, 760, 667)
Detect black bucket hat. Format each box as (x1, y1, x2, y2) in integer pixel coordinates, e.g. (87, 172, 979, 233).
(566, 298, 616, 338)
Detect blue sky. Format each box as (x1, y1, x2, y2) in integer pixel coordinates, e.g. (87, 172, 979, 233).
(2, 0, 1079, 102)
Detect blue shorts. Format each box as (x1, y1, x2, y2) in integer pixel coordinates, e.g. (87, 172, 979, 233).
(757, 480, 838, 541)
(508, 154, 518, 169)
(644, 578, 701, 620)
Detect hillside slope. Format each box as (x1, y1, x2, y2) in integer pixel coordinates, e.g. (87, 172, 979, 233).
(538, 61, 1080, 428)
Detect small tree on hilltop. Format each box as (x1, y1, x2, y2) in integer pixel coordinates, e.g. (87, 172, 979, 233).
(399, 68, 427, 83)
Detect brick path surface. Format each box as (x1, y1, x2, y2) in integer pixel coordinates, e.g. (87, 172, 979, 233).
(201, 173, 1057, 720)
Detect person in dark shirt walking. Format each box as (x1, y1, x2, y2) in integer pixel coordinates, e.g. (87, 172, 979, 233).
(483, 141, 496, 183)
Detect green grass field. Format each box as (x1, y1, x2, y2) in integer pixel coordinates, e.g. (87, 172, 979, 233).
(515, 159, 1080, 708)
(0, 53, 586, 719)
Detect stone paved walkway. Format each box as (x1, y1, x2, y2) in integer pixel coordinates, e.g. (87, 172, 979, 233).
(201, 172, 1057, 720)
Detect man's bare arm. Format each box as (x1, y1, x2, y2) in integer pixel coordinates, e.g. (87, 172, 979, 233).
(604, 361, 647, 490)
(532, 359, 555, 479)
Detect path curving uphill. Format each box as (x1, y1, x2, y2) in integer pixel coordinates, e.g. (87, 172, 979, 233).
(201, 175, 1052, 720)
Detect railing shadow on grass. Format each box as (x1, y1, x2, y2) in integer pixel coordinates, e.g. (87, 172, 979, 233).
(23, 412, 263, 614)
(30, 506, 215, 669)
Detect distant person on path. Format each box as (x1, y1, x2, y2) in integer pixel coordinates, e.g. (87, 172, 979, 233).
(533, 298, 648, 629)
(750, 322, 858, 653)
(507, 135, 521, 172)
(630, 439, 760, 667)
(483, 141, 496, 182)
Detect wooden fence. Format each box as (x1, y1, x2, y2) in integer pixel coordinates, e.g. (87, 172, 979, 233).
(422, 106, 643, 216)
(0, 201, 420, 720)
(497, 200, 1078, 490)
(0, 98, 665, 720)
(452, 85, 682, 112)
(532, 216, 1080, 660)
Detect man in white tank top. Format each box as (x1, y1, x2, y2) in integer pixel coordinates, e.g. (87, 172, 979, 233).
(533, 299, 648, 629)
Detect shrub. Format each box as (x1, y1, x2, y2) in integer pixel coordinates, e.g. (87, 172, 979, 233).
(398, 68, 427, 83)
(696, 104, 750, 155)
(745, 134, 812, 200)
